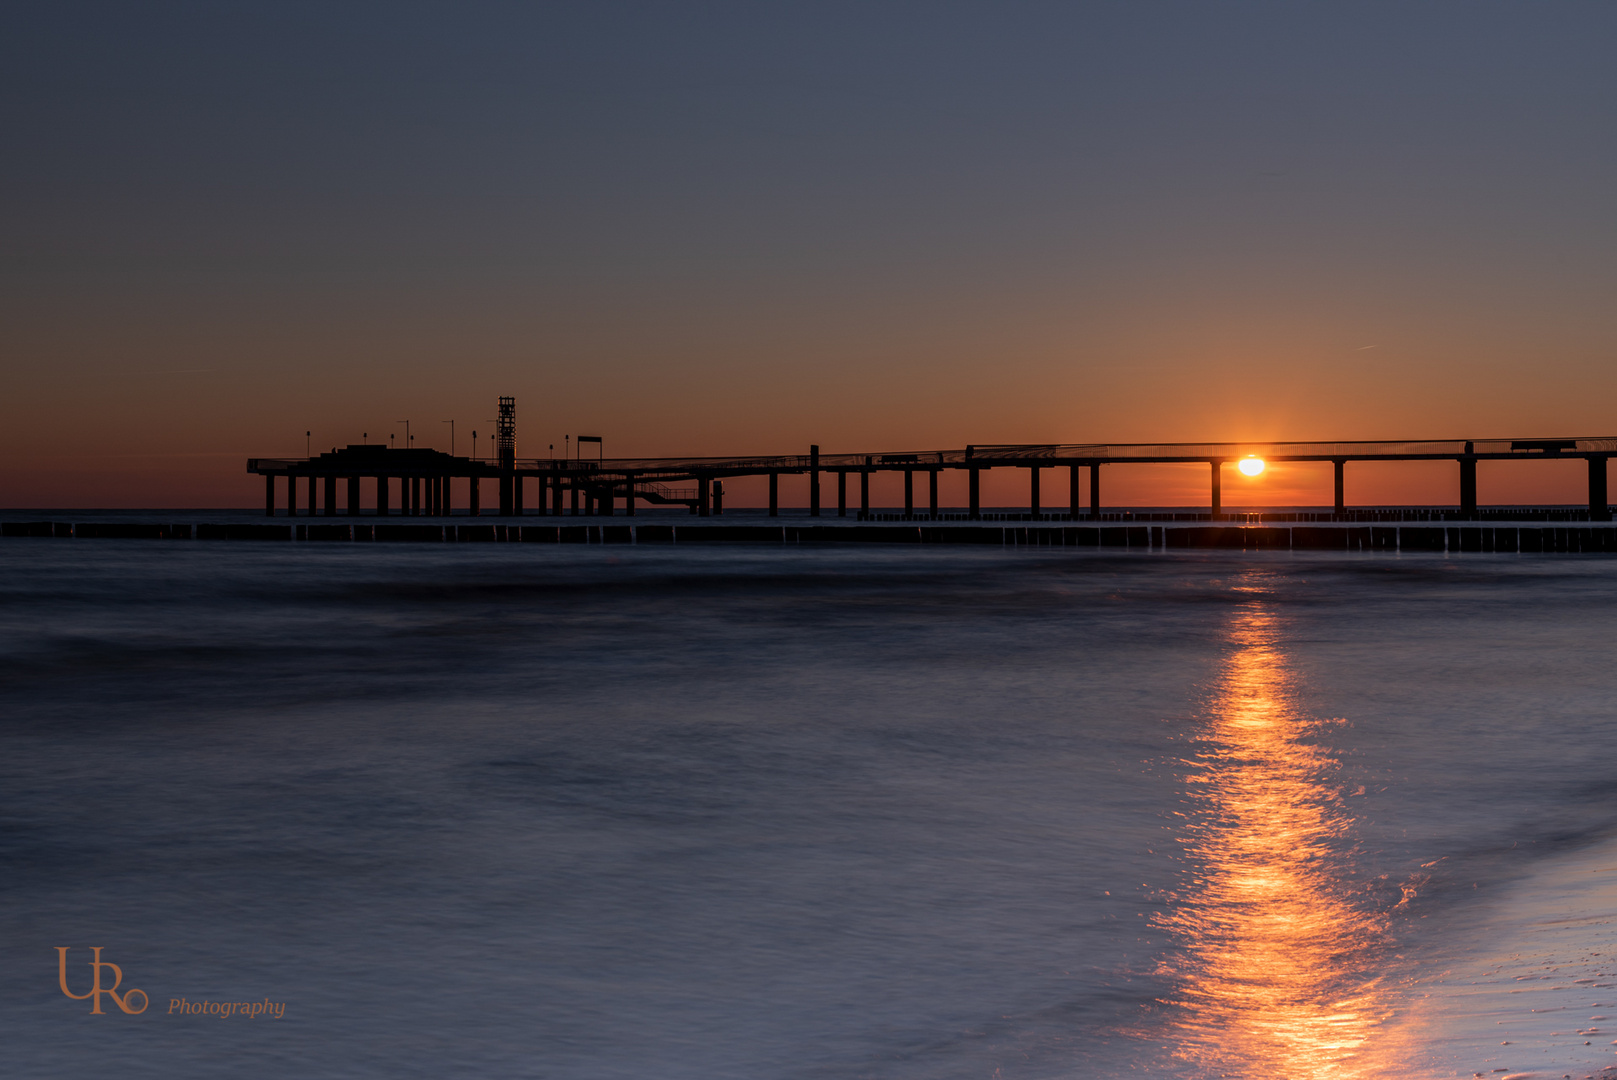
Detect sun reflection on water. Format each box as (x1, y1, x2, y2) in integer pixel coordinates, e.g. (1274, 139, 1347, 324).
(1161, 595, 1402, 1078)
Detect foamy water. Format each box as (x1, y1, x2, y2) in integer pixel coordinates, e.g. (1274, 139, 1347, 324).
(4, 541, 1617, 1077)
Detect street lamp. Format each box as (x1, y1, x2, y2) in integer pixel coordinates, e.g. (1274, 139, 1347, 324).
(396, 420, 411, 450)
(305, 430, 311, 457)
(443, 420, 455, 456)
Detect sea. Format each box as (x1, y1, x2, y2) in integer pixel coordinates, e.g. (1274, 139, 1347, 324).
(5, 529, 1617, 1079)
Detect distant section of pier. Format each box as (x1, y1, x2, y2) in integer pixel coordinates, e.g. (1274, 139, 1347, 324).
(6, 518, 1617, 554)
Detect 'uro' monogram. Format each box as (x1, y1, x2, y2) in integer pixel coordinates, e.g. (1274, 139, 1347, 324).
(56, 947, 148, 1014)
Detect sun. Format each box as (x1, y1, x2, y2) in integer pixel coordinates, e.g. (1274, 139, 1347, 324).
(1237, 456, 1266, 477)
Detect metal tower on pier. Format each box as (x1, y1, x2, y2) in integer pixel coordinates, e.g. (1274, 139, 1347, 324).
(497, 396, 517, 514)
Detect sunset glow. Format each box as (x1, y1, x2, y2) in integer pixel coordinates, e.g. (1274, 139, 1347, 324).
(1238, 456, 1266, 477)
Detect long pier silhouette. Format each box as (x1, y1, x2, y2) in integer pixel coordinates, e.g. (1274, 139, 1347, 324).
(16, 397, 1616, 550)
(246, 435, 1616, 523)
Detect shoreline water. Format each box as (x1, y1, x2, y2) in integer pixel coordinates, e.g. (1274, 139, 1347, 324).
(1391, 834, 1617, 1079)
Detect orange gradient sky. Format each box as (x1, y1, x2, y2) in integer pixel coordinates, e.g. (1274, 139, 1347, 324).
(3, 4, 1615, 508)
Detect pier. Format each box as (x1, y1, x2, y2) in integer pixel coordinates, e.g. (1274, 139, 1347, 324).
(246, 431, 1617, 523)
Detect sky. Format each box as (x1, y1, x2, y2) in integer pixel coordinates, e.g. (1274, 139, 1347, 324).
(3, 1, 1616, 508)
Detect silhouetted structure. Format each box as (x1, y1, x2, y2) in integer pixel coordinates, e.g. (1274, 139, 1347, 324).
(248, 408, 1616, 523)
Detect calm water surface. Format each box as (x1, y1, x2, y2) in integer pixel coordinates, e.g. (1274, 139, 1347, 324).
(3, 542, 1616, 1078)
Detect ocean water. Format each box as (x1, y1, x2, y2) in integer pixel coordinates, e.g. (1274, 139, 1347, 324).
(4, 540, 1617, 1079)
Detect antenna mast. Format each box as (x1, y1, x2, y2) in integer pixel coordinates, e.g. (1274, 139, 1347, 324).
(496, 396, 516, 470)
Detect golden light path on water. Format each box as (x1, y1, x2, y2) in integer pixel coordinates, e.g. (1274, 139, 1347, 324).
(1160, 587, 1406, 1078)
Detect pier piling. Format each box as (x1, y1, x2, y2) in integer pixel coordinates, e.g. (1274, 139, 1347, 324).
(1459, 446, 1478, 519)
(809, 445, 820, 517)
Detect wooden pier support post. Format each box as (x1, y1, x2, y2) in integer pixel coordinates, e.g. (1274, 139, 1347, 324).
(307, 476, 318, 517)
(470, 476, 480, 516)
(860, 462, 870, 520)
(287, 473, 298, 517)
(903, 469, 913, 518)
(376, 475, 389, 516)
(698, 475, 711, 517)
(1459, 443, 1477, 519)
(1210, 460, 1222, 518)
(713, 480, 723, 515)
(837, 470, 846, 517)
(624, 473, 635, 516)
(514, 475, 524, 516)
(966, 445, 979, 519)
(1029, 466, 1040, 518)
(347, 476, 360, 515)
(443, 475, 452, 517)
(409, 476, 420, 516)
(265, 475, 276, 517)
(768, 473, 778, 517)
(324, 475, 337, 516)
(809, 445, 820, 517)
(1333, 459, 1345, 515)
(929, 469, 938, 518)
(601, 477, 613, 515)
(1591, 455, 1610, 521)
(1089, 463, 1100, 519)
(1069, 465, 1080, 520)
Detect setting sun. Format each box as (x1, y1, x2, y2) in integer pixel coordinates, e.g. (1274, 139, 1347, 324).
(1238, 456, 1266, 477)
